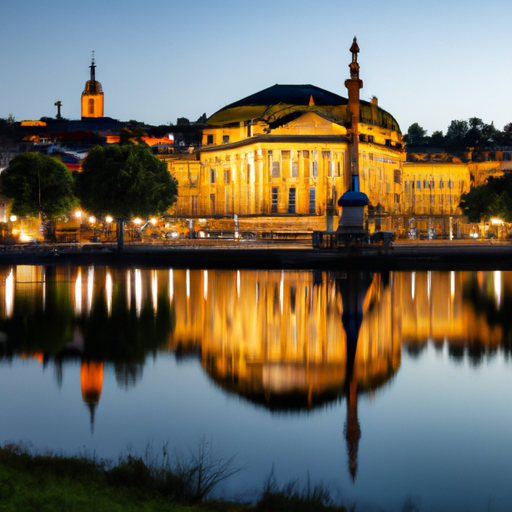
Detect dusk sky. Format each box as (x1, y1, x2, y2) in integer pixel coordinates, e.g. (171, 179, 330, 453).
(1, 0, 511, 136)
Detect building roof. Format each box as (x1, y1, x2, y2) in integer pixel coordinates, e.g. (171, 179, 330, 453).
(223, 84, 348, 109)
(207, 83, 401, 134)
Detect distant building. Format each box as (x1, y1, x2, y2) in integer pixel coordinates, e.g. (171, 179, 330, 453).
(81, 55, 104, 118)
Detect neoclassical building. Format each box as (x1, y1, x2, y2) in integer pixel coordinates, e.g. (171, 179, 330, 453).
(161, 39, 405, 234)
(160, 40, 510, 238)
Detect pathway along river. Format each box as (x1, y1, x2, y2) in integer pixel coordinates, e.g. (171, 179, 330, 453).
(0, 264, 511, 512)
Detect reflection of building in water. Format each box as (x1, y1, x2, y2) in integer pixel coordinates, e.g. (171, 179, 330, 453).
(2, 265, 512, 475)
(167, 269, 400, 411)
(167, 268, 400, 480)
(81, 361, 104, 432)
(394, 271, 504, 359)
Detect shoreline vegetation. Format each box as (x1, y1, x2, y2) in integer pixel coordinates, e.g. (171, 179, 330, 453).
(0, 441, 355, 512)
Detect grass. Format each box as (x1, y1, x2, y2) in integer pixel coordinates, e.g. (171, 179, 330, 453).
(0, 442, 354, 512)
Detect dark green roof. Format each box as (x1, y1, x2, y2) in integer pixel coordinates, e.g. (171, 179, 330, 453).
(222, 84, 348, 109)
(207, 83, 401, 134)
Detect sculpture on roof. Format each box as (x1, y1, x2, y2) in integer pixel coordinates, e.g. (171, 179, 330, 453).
(349, 37, 360, 79)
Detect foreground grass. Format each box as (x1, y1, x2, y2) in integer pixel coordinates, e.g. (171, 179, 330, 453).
(0, 443, 352, 512)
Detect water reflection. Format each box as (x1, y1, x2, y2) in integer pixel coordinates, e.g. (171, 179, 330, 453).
(0, 266, 511, 484)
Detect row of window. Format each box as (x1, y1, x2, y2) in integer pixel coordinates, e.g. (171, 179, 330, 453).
(404, 179, 463, 192)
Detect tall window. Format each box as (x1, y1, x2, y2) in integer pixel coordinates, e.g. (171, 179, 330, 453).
(309, 187, 316, 214)
(288, 188, 296, 213)
(88, 98, 94, 115)
(271, 187, 278, 213)
(210, 169, 216, 184)
(271, 161, 280, 177)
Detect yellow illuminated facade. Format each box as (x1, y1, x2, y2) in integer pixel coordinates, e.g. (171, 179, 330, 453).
(160, 41, 506, 236)
(161, 40, 405, 233)
(81, 57, 104, 118)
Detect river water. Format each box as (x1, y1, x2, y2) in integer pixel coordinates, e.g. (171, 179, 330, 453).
(0, 265, 511, 511)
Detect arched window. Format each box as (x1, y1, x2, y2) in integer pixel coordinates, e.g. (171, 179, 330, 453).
(88, 98, 95, 115)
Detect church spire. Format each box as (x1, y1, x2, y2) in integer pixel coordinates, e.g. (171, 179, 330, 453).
(90, 51, 96, 82)
(81, 52, 104, 118)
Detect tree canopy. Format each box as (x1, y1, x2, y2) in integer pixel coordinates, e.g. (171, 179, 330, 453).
(405, 117, 503, 152)
(77, 144, 177, 220)
(0, 152, 77, 220)
(459, 173, 512, 223)
(76, 144, 177, 250)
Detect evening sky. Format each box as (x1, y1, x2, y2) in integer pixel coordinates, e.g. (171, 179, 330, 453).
(1, 0, 510, 136)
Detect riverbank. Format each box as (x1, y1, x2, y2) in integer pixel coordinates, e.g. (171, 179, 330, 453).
(1, 239, 512, 271)
(0, 443, 352, 512)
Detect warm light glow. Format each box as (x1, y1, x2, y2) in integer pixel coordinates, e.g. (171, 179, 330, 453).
(87, 266, 94, 314)
(9, 215, 17, 222)
(75, 211, 82, 219)
(135, 269, 142, 317)
(133, 218, 143, 225)
(491, 217, 504, 226)
(106, 216, 113, 224)
(152, 270, 158, 315)
(5, 269, 14, 318)
(203, 270, 208, 300)
(89, 216, 96, 224)
(75, 269, 82, 315)
(19, 232, 32, 242)
(106, 272, 112, 316)
(150, 218, 157, 226)
(494, 271, 502, 309)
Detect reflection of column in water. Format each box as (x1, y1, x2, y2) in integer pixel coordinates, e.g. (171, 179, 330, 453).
(337, 271, 373, 481)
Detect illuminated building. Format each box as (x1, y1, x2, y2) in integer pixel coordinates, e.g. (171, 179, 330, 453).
(161, 38, 405, 233)
(81, 55, 104, 118)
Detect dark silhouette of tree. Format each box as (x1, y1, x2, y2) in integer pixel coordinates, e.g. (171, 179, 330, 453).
(460, 173, 512, 222)
(445, 119, 469, 152)
(404, 123, 427, 146)
(76, 144, 177, 251)
(0, 152, 77, 221)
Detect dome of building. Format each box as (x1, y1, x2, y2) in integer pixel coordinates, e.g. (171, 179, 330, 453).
(207, 83, 401, 134)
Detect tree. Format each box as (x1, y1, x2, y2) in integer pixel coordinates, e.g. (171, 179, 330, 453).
(429, 130, 445, 147)
(404, 123, 427, 146)
(445, 119, 469, 152)
(459, 173, 512, 223)
(76, 144, 178, 251)
(1, 152, 77, 223)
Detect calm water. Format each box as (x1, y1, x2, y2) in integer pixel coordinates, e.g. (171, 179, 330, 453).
(1, 265, 511, 511)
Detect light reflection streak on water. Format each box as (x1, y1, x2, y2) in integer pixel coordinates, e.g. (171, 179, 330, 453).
(5, 269, 13, 318)
(450, 271, 455, 301)
(135, 269, 142, 317)
(494, 270, 501, 309)
(169, 269, 174, 301)
(106, 271, 112, 316)
(75, 269, 82, 316)
(411, 271, 416, 300)
(237, 270, 240, 298)
(280, 270, 284, 315)
(87, 267, 94, 315)
(186, 269, 190, 299)
(151, 270, 158, 315)
(427, 271, 431, 301)
(126, 270, 131, 310)
(203, 270, 208, 301)
(42, 267, 46, 312)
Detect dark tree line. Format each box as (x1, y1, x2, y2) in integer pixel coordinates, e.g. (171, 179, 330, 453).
(404, 118, 512, 152)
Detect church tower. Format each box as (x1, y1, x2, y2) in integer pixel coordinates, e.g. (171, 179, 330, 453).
(81, 54, 104, 118)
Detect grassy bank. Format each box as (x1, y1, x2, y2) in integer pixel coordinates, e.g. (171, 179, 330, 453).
(0, 443, 353, 512)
